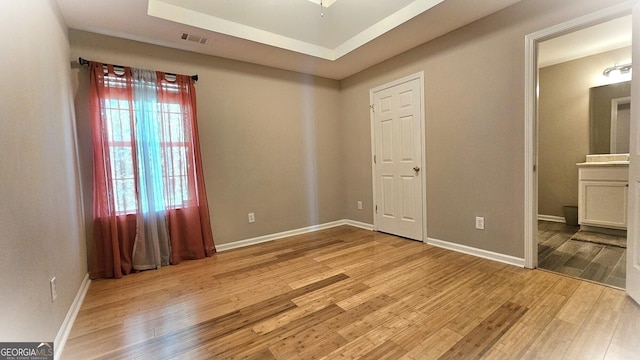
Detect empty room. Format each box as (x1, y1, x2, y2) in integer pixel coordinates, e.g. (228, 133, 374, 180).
(2, 0, 640, 359)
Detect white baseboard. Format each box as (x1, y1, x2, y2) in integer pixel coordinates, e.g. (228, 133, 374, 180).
(215, 219, 374, 252)
(55, 273, 90, 360)
(538, 214, 566, 223)
(426, 237, 524, 268)
(343, 219, 374, 231)
(214, 221, 523, 269)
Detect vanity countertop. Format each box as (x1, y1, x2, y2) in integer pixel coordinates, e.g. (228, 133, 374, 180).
(576, 161, 629, 167)
(577, 154, 629, 167)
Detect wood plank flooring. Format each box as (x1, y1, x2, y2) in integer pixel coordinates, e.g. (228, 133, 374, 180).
(538, 221, 626, 288)
(62, 226, 640, 359)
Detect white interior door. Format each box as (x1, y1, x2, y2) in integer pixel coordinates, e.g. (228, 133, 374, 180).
(626, 3, 640, 304)
(371, 74, 424, 241)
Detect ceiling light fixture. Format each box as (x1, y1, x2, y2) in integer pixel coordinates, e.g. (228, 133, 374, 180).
(306, 0, 336, 15)
(603, 63, 632, 77)
(306, 0, 337, 7)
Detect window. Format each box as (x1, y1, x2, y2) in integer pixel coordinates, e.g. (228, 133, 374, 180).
(90, 62, 215, 278)
(102, 76, 195, 215)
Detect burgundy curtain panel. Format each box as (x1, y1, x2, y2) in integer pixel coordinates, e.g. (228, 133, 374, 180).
(89, 62, 215, 279)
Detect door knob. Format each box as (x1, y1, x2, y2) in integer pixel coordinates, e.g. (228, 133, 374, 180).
(413, 166, 420, 172)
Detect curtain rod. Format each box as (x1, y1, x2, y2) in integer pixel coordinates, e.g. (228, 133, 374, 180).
(78, 57, 198, 82)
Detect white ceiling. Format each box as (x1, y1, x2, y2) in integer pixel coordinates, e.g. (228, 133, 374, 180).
(55, 0, 523, 79)
(538, 15, 632, 68)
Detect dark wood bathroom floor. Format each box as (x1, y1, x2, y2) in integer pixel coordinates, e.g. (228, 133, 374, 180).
(538, 220, 626, 288)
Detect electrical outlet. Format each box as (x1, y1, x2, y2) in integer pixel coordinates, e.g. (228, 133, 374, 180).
(357, 201, 363, 210)
(248, 212, 255, 223)
(475, 217, 485, 230)
(50, 277, 57, 302)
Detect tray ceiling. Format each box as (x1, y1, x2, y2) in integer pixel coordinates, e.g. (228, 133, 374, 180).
(56, 0, 524, 79)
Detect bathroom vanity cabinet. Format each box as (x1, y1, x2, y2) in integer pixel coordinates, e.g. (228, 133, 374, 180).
(577, 159, 628, 231)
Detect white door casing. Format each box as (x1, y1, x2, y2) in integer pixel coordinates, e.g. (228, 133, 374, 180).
(370, 73, 425, 241)
(626, 0, 640, 304)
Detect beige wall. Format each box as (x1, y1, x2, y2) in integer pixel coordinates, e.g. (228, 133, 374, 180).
(0, 1, 87, 341)
(538, 47, 632, 218)
(69, 30, 344, 247)
(341, 0, 630, 258)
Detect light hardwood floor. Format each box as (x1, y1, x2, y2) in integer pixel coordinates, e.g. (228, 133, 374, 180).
(62, 226, 640, 359)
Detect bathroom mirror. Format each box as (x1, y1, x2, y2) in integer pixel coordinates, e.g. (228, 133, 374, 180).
(610, 96, 630, 153)
(589, 81, 631, 154)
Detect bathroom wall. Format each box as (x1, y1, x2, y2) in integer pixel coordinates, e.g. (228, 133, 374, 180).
(538, 46, 632, 218)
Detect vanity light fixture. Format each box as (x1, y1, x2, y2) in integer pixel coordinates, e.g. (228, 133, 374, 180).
(603, 63, 632, 77)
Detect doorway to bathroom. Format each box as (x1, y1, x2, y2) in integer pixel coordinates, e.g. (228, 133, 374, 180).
(534, 14, 632, 288)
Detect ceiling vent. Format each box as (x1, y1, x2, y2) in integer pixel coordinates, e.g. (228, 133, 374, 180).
(180, 32, 209, 45)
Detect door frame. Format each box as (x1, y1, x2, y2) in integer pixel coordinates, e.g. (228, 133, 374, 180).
(524, 2, 636, 269)
(370, 71, 427, 242)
